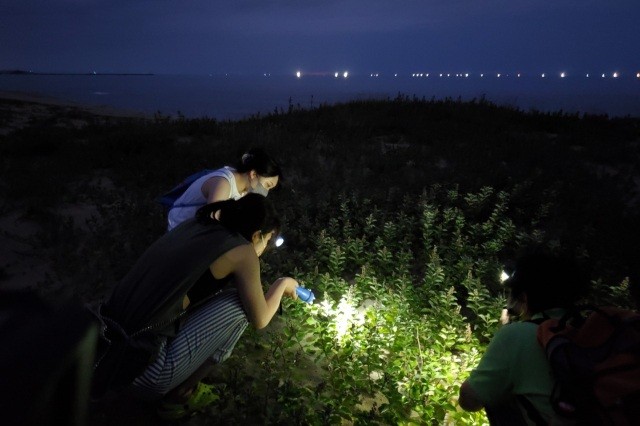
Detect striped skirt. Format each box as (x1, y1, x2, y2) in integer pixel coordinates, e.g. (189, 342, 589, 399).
(132, 289, 248, 398)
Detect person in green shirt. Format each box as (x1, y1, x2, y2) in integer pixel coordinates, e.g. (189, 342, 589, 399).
(459, 252, 589, 425)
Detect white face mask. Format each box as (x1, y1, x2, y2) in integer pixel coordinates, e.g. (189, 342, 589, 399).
(251, 181, 269, 197)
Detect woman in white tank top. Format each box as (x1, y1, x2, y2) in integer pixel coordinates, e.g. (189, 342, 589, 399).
(167, 148, 282, 231)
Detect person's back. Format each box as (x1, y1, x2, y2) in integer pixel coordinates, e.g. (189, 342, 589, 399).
(105, 217, 247, 336)
(167, 167, 241, 230)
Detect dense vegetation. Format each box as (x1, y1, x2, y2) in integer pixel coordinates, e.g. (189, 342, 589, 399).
(1, 96, 639, 424)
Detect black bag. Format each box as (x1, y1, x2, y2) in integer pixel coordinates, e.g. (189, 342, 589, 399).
(90, 308, 162, 398)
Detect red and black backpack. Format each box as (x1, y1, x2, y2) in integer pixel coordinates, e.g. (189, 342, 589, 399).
(522, 306, 640, 425)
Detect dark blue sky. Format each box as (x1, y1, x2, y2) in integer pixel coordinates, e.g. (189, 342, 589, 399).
(2, 0, 639, 76)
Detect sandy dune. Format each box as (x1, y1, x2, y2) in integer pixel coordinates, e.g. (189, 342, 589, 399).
(0, 90, 149, 136)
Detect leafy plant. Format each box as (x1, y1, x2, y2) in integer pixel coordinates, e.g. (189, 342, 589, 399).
(2, 97, 638, 425)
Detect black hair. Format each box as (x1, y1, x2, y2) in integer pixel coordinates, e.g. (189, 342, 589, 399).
(195, 193, 280, 242)
(234, 147, 282, 179)
(505, 251, 589, 313)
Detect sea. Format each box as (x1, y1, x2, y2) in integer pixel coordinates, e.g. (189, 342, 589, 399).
(1, 73, 639, 120)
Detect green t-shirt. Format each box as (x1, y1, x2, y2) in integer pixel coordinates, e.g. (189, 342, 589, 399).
(466, 310, 566, 425)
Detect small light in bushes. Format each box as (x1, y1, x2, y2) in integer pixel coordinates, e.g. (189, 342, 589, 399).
(500, 270, 510, 283)
(275, 236, 284, 247)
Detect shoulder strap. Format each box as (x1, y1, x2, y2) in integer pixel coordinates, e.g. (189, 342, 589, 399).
(168, 200, 207, 210)
(157, 169, 216, 208)
(516, 395, 548, 426)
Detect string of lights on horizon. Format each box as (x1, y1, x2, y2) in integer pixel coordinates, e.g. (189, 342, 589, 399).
(290, 70, 640, 79)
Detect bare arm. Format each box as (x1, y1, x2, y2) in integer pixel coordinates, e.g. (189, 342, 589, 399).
(201, 176, 232, 203)
(458, 380, 484, 412)
(211, 244, 298, 329)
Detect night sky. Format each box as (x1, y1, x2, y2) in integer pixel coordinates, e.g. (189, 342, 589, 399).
(2, 0, 639, 76)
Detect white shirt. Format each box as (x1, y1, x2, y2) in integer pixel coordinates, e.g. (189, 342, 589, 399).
(167, 166, 242, 231)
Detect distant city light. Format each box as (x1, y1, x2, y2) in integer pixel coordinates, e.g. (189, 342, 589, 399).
(394, 73, 398, 77)
(465, 73, 469, 77)
(602, 73, 606, 78)
(637, 72, 640, 78)
(613, 72, 619, 78)
(560, 72, 566, 78)
(541, 73, 546, 78)
(497, 73, 501, 78)
(480, 73, 484, 77)
(426, 73, 429, 77)
(343, 71, 349, 78)
(447, 73, 450, 77)
(439, 73, 443, 77)
(296, 71, 301, 78)
(517, 73, 521, 77)
(334, 72, 339, 78)
(586, 73, 589, 78)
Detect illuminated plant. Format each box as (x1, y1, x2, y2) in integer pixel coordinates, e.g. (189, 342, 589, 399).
(237, 185, 553, 424)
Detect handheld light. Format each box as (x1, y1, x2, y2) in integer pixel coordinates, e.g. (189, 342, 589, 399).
(296, 287, 315, 304)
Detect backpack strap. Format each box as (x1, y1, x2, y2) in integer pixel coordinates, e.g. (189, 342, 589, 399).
(518, 313, 553, 425)
(157, 169, 216, 209)
(516, 395, 548, 426)
(168, 201, 207, 210)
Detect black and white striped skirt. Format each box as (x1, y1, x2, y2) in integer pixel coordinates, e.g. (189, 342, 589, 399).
(132, 289, 248, 398)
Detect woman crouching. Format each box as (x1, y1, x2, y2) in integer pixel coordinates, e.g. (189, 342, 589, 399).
(92, 193, 299, 419)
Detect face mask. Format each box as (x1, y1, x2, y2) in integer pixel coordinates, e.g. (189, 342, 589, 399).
(251, 181, 269, 197)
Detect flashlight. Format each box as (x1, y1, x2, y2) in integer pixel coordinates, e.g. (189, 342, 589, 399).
(275, 236, 284, 247)
(296, 287, 315, 304)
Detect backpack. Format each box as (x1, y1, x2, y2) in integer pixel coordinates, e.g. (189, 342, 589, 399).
(528, 306, 640, 425)
(157, 169, 215, 209)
